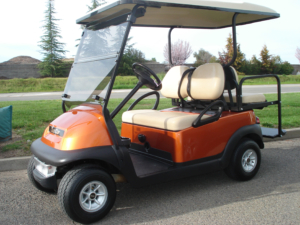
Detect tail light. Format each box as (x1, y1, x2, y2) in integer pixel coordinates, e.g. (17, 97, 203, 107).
(256, 116, 260, 124)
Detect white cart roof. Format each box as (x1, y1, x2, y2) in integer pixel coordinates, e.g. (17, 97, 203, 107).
(77, 0, 279, 29)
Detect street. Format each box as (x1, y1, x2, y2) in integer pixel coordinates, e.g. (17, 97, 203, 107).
(0, 138, 299, 224)
(0, 84, 299, 101)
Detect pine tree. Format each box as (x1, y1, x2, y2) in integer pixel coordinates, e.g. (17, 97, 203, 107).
(218, 33, 245, 72)
(38, 0, 67, 77)
(87, 0, 106, 12)
(260, 45, 273, 74)
(75, 0, 107, 47)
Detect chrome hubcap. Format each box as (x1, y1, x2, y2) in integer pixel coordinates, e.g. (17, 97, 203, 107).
(79, 181, 108, 212)
(241, 149, 257, 172)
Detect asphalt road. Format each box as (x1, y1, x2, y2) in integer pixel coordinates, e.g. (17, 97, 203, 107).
(0, 84, 299, 101)
(0, 138, 300, 224)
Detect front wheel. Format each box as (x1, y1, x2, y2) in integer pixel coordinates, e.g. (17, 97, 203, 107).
(57, 166, 116, 224)
(225, 138, 261, 181)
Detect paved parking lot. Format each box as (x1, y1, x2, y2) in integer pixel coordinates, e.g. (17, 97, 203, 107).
(0, 139, 300, 224)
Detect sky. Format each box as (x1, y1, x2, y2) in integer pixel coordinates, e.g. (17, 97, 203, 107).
(0, 0, 299, 64)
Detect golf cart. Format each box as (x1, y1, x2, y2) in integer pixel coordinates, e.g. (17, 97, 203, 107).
(28, 0, 285, 223)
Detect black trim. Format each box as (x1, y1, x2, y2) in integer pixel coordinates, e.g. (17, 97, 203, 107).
(119, 124, 264, 188)
(220, 124, 263, 168)
(192, 100, 225, 127)
(33, 169, 57, 190)
(111, 81, 144, 119)
(178, 68, 194, 97)
(185, 68, 196, 101)
(175, 152, 223, 167)
(128, 91, 160, 111)
(31, 138, 120, 168)
(130, 143, 173, 163)
(103, 5, 142, 150)
(237, 74, 284, 137)
(31, 123, 264, 189)
(168, 27, 174, 65)
(62, 100, 66, 113)
(88, 13, 129, 30)
(223, 13, 239, 67)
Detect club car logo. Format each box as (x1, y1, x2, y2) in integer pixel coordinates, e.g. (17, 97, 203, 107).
(49, 126, 64, 137)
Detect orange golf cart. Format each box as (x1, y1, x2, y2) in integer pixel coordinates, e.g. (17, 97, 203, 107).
(27, 0, 285, 223)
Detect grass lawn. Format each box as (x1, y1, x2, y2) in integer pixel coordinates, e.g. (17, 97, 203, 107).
(0, 74, 299, 93)
(0, 92, 299, 156)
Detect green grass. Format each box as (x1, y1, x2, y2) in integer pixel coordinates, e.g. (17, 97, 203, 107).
(1, 141, 23, 152)
(0, 92, 299, 154)
(254, 93, 300, 129)
(0, 78, 67, 93)
(0, 74, 299, 93)
(239, 75, 300, 85)
(0, 74, 166, 93)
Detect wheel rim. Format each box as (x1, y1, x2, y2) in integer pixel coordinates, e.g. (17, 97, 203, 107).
(79, 181, 108, 212)
(241, 149, 257, 172)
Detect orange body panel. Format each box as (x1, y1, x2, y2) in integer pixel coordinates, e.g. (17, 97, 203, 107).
(121, 110, 256, 163)
(41, 104, 112, 150)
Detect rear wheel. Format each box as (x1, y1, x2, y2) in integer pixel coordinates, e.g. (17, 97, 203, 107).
(58, 166, 116, 224)
(27, 156, 55, 193)
(225, 139, 261, 181)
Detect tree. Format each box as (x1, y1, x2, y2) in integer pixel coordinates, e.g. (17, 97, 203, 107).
(296, 47, 300, 63)
(38, 0, 67, 77)
(260, 45, 273, 74)
(75, 0, 107, 47)
(218, 33, 245, 72)
(163, 40, 193, 65)
(193, 49, 218, 67)
(117, 37, 146, 75)
(87, 0, 106, 11)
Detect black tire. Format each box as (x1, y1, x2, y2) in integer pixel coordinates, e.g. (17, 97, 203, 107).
(225, 138, 261, 181)
(27, 156, 56, 193)
(57, 165, 116, 224)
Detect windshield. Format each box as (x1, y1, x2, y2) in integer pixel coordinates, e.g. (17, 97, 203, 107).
(63, 22, 128, 107)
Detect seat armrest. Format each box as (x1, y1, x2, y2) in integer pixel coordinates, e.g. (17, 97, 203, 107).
(192, 100, 225, 128)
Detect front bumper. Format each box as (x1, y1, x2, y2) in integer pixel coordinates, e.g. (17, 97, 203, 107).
(31, 138, 120, 168)
(33, 168, 57, 190)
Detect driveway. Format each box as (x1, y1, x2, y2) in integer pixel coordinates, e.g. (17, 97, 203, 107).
(0, 138, 300, 224)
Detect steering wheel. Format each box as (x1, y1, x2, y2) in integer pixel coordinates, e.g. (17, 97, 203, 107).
(132, 63, 162, 91)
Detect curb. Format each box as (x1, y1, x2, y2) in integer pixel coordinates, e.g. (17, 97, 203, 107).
(0, 156, 31, 172)
(1, 128, 300, 173)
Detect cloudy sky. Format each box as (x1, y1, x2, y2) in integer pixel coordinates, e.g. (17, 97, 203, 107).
(0, 0, 299, 64)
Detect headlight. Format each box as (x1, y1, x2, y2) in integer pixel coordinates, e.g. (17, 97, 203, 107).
(34, 157, 57, 178)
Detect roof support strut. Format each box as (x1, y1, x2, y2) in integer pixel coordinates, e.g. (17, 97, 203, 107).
(224, 13, 239, 67)
(168, 27, 175, 66)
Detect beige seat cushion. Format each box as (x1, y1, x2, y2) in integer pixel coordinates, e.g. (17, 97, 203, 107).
(161, 66, 190, 99)
(190, 63, 225, 100)
(224, 92, 266, 103)
(122, 110, 210, 131)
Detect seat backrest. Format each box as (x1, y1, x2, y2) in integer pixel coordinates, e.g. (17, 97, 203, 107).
(189, 63, 225, 101)
(224, 66, 239, 90)
(160, 66, 189, 99)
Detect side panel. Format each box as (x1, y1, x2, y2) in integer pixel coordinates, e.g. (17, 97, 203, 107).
(41, 104, 113, 150)
(121, 110, 256, 163)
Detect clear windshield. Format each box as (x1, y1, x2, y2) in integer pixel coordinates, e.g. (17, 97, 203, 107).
(63, 22, 128, 107)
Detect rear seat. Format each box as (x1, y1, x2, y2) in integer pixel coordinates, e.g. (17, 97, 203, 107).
(223, 66, 266, 104)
